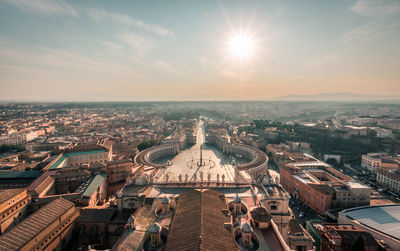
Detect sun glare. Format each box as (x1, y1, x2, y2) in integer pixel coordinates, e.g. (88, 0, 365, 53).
(228, 33, 255, 59)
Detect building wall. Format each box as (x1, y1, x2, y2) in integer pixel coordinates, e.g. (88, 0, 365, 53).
(67, 151, 111, 166)
(362, 154, 399, 173)
(377, 171, 400, 194)
(146, 145, 179, 163)
(280, 167, 334, 214)
(54, 171, 90, 194)
(381, 162, 399, 170)
(307, 186, 333, 214)
(107, 161, 133, 195)
(22, 206, 79, 251)
(0, 189, 30, 234)
(0, 134, 26, 145)
(107, 162, 132, 184)
(81, 181, 107, 207)
(361, 155, 382, 173)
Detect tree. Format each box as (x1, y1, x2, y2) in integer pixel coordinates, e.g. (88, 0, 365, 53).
(0, 144, 25, 153)
(137, 139, 157, 151)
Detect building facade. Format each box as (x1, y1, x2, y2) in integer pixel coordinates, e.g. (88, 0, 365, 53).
(361, 153, 400, 173)
(106, 159, 133, 195)
(0, 188, 30, 234)
(280, 164, 370, 214)
(377, 170, 400, 194)
(0, 198, 79, 251)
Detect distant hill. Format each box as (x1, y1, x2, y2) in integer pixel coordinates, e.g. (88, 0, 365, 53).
(275, 92, 400, 102)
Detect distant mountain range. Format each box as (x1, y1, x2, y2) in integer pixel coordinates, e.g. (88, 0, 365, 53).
(274, 92, 400, 102)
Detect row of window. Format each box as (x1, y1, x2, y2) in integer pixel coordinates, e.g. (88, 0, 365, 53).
(35, 217, 73, 250)
(2, 199, 28, 219)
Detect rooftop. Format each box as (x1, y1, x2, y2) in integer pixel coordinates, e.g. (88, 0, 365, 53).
(309, 183, 335, 195)
(288, 218, 304, 235)
(250, 207, 272, 223)
(64, 144, 107, 153)
(0, 198, 75, 250)
(346, 181, 370, 189)
(164, 189, 239, 251)
(341, 204, 400, 241)
(81, 173, 106, 198)
(48, 148, 108, 170)
(27, 170, 57, 191)
(0, 188, 25, 206)
(0, 170, 41, 179)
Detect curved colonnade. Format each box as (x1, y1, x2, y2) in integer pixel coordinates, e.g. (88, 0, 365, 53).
(206, 134, 268, 175)
(134, 144, 180, 168)
(135, 134, 268, 176)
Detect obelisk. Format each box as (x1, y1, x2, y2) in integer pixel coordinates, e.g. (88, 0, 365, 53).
(199, 145, 203, 166)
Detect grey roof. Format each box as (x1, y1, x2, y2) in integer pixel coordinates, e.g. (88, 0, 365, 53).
(149, 222, 161, 234)
(233, 195, 241, 203)
(161, 196, 170, 204)
(341, 204, 400, 240)
(241, 222, 252, 233)
(82, 173, 106, 198)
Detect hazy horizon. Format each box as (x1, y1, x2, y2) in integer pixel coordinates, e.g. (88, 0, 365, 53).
(1, 0, 400, 101)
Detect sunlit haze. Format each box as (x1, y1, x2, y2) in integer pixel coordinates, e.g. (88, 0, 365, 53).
(228, 33, 255, 59)
(0, 0, 399, 101)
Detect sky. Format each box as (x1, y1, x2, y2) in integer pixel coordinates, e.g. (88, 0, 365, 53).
(0, 0, 399, 101)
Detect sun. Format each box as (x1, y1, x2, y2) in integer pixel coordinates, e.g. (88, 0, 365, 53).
(228, 33, 255, 59)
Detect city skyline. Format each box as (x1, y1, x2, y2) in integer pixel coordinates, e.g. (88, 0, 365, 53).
(1, 0, 400, 101)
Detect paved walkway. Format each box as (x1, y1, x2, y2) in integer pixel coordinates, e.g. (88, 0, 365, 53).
(155, 119, 251, 184)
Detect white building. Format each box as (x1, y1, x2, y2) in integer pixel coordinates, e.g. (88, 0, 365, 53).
(375, 128, 393, 138)
(361, 153, 399, 173)
(377, 170, 400, 194)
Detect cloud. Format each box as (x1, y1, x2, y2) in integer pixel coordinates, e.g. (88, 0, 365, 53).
(120, 33, 155, 59)
(0, 41, 145, 78)
(88, 8, 174, 36)
(350, 0, 400, 17)
(342, 20, 398, 46)
(1, 0, 78, 16)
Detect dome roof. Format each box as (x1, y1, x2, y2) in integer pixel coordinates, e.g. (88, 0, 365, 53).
(128, 216, 135, 224)
(233, 195, 241, 203)
(241, 222, 252, 233)
(149, 222, 162, 234)
(161, 196, 170, 204)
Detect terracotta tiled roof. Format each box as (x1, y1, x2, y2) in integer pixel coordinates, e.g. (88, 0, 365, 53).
(0, 198, 75, 250)
(0, 188, 25, 205)
(164, 189, 239, 251)
(27, 170, 57, 191)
